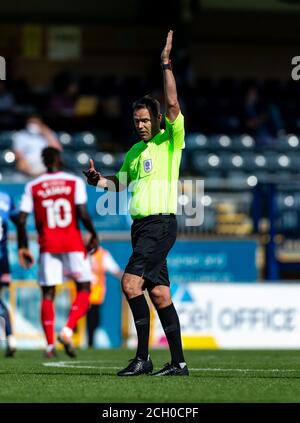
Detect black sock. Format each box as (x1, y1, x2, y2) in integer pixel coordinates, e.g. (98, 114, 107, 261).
(157, 303, 185, 365)
(128, 295, 150, 361)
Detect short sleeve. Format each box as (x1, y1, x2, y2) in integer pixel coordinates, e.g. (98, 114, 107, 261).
(75, 177, 88, 205)
(165, 112, 185, 150)
(103, 250, 121, 274)
(19, 183, 33, 213)
(115, 152, 131, 185)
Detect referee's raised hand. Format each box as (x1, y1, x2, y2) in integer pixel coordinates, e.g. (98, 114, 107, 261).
(161, 29, 173, 63)
(83, 159, 101, 186)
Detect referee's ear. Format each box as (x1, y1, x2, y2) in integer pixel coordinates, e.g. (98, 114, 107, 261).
(158, 113, 162, 122)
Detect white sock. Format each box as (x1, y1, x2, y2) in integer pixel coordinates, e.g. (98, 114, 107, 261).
(61, 326, 73, 338)
(46, 344, 55, 353)
(7, 335, 16, 350)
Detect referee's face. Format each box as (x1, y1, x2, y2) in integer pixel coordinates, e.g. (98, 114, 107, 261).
(133, 107, 161, 141)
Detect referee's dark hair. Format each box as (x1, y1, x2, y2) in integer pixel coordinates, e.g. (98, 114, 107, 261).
(42, 147, 62, 169)
(132, 95, 161, 118)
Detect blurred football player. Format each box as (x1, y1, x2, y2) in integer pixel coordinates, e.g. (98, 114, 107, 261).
(17, 147, 98, 358)
(87, 245, 122, 348)
(0, 190, 17, 357)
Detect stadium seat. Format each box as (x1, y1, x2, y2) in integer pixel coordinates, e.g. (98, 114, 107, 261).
(275, 134, 300, 152)
(0, 149, 16, 168)
(185, 133, 208, 150)
(232, 134, 255, 151)
(57, 132, 74, 150)
(261, 152, 287, 172)
(94, 152, 116, 170)
(209, 135, 233, 151)
(227, 171, 250, 188)
(240, 152, 257, 172)
(63, 150, 92, 174)
(0, 131, 14, 149)
(219, 152, 244, 173)
(73, 132, 97, 150)
(191, 150, 222, 173)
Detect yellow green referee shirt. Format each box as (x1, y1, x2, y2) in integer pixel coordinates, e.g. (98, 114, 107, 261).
(116, 112, 185, 219)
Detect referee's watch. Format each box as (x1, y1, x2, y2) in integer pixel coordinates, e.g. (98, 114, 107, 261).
(161, 61, 172, 71)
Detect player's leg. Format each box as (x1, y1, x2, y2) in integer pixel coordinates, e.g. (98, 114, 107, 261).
(0, 257, 17, 357)
(118, 215, 177, 376)
(144, 215, 188, 376)
(148, 280, 188, 376)
(0, 284, 16, 357)
(58, 281, 90, 358)
(58, 252, 91, 357)
(117, 272, 153, 376)
(65, 281, 91, 333)
(87, 304, 99, 348)
(39, 252, 63, 357)
(41, 286, 56, 358)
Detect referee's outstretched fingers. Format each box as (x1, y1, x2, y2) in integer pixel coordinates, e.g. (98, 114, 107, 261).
(83, 158, 96, 177)
(89, 159, 95, 171)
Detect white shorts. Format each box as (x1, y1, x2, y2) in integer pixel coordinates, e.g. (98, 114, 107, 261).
(38, 252, 92, 286)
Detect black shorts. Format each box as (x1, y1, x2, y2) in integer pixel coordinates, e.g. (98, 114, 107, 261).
(0, 254, 11, 285)
(125, 214, 177, 288)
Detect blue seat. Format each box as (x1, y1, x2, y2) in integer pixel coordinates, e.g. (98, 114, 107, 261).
(0, 149, 16, 168)
(73, 132, 97, 150)
(0, 131, 14, 149)
(185, 133, 208, 150)
(57, 132, 74, 150)
(275, 134, 300, 152)
(208, 135, 233, 150)
(94, 152, 116, 170)
(192, 150, 222, 173)
(232, 134, 255, 151)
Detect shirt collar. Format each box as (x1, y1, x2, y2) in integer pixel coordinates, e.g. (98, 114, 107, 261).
(143, 129, 164, 144)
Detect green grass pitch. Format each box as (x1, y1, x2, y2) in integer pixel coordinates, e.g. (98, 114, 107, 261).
(0, 349, 300, 403)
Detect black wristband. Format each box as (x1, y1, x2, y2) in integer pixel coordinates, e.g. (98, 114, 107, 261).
(161, 61, 172, 71)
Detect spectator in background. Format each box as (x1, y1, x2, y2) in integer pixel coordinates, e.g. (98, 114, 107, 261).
(87, 245, 122, 348)
(243, 84, 284, 146)
(13, 115, 62, 177)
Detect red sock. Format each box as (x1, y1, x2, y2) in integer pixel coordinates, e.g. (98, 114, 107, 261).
(41, 299, 55, 346)
(66, 290, 90, 331)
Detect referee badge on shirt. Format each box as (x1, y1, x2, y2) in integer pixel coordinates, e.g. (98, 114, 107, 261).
(143, 159, 152, 173)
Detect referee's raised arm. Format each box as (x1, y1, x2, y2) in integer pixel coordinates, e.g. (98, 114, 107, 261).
(161, 30, 180, 123)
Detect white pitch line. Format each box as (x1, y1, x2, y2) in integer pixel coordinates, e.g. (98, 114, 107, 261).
(42, 361, 300, 372)
(43, 361, 119, 369)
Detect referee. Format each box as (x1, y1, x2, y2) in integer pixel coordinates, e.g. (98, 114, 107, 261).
(84, 30, 188, 376)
